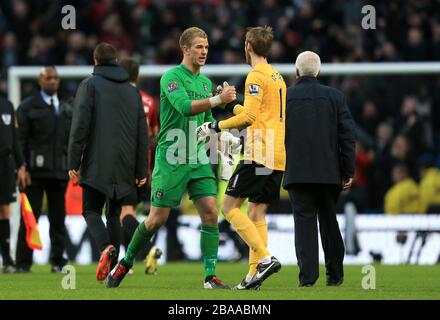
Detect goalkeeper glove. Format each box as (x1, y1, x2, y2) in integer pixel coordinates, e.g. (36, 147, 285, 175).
(215, 81, 229, 95)
(196, 121, 221, 143)
(214, 81, 241, 113)
(217, 132, 241, 180)
(220, 131, 241, 155)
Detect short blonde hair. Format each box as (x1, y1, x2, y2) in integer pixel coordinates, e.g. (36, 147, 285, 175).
(179, 27, 208, 49)
(295, 51, 321, 77)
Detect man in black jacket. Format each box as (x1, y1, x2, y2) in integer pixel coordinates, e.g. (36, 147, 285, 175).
(68, 43, 148, 282)
(16, 66, 72, 273)
(284, 51, 356, 287)
(0, 96, 27, 273)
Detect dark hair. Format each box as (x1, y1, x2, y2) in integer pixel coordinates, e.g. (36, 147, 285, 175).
(245, 26, 273, 58)
(93, 42, 117, 65)
(119, 58, 139, 83)
(42, 65, 57, 70)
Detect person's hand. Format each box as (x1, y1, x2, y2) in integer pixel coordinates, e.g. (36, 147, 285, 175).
(217, 132, 241, 180)
(17, 165, 28, 189)
(215, 81, 229, 95)
(24, 171, 32, 187)
(69, 169, 80, 180)
(196, 121, 220, 143)
(219, 85, 236, 105)
(136, 178, 147, 187)
(342, 177, 353, 191)
(214, 81, 230, 109)
(220, 131, 241, 155)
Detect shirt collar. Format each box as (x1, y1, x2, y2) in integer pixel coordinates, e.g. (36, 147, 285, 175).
(40, 90, 59, 105)
(179, 63, 200, 78)
(296, 76, 319, 84)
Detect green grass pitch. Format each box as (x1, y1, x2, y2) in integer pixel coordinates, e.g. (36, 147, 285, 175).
(0, 262, 439, 300)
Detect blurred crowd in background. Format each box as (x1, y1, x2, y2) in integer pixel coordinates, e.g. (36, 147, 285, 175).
(1, 0, 440, 213)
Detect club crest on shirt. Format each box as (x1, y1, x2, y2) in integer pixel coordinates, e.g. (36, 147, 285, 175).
(248, 84, 260, 96)
(36, 155, 44, 167)
(1, 113, 11, 126)
(203, 83, 208, 92)
(167, 81, 179, 93)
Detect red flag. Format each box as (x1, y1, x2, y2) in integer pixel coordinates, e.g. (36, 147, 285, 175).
(20, 192, 42, 250)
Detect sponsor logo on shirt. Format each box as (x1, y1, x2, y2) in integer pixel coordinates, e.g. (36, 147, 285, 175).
(248, 84, 260, 96)
(167, 81, 179, 93)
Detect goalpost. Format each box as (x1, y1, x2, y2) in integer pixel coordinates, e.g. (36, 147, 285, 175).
(8, 62, 440, 109)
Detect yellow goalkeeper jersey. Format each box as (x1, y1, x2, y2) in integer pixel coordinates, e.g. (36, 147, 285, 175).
(220, 62, 286, 171)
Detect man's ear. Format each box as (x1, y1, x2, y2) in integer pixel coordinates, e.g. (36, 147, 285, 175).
(296, 68, 300, 79)
(182, 45, 189, 55)
(246, 42, 253, 53)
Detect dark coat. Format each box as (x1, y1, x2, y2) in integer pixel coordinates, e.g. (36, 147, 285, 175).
(283, 76, 355, 188)
(0, 97, 24, 167)
(68, 63, 148, 199)
(17, 93, 73, 180)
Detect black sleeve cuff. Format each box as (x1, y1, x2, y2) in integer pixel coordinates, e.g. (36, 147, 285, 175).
(209, 121, 221, 132)
(224, 100, 242, 113)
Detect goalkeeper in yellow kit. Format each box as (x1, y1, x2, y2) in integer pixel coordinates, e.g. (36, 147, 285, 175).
(197, 26, 286, 289)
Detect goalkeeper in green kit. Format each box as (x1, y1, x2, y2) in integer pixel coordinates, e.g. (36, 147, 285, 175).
(106, 27, 238, 289)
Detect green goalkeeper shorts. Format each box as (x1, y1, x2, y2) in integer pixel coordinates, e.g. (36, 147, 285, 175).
(150, 151, 217, 208)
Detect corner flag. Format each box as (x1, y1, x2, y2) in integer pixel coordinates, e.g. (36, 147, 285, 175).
(20, 192, 42, 250)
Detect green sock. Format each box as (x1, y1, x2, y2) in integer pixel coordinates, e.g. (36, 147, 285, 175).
(124, 221, 155, 265)
(200, 224, 219, 278)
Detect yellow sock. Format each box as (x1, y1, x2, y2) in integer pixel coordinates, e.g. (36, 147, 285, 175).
(225, 208, 270, 260)
(248, 220, 268, 276)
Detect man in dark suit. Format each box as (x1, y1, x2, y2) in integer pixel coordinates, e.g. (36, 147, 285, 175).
(68, 43, 148, 282)
(284, 51, 356, 287)
(16, 66, 72, 273)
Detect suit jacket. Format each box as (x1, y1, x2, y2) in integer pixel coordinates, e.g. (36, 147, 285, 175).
(68, 62, 148, 199)
(283, 76, 355, 188)
(0, 97, 24, 167)
(17, 93, 73, 180)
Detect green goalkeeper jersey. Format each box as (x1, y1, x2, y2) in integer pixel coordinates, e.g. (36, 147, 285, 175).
(157, 64, 215, 165)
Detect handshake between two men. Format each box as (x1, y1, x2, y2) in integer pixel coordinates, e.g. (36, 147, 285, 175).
(196, 82, 242, 180)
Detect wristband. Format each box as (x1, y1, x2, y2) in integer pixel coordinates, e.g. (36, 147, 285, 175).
(208, 95, 222, 107)
(208, 121, 221, 132)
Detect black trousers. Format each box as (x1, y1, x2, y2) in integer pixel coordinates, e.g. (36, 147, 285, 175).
(16, 179, 68, 268)
(82, 185, 125, 255)
(287, 184, 345, 285)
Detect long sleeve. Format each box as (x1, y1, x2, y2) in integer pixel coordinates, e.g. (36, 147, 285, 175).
(160, 72, 193, 117)
(218, 72, 263, 130)
(68, 79, 93, 171)
(338, 94, 356, 179)
(12, 107, 25, 168)
(135, 96, 148, 179)
(16, 103, 30, 165)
